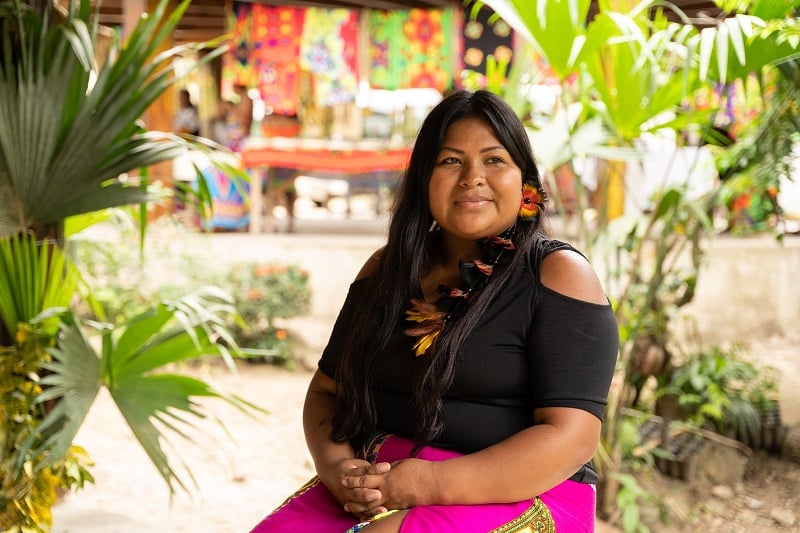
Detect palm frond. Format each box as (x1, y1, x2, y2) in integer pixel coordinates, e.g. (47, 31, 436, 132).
(0, 0, 230, 237)
(694, 14, 800, 84)
(484, 0, 591, 80)
(16, 288, 264, 494)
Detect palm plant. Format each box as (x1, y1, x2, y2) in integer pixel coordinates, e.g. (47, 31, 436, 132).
(0, 0, 238, 240)
(0, 232, 80, 528)
(0, 1, 257, 529)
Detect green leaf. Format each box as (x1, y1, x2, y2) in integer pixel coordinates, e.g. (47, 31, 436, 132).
(0, 233, 77, 338)
(113, 304, 174, 364)
(484, 0, 590, 80)
(117, 328, 215, 377)
(652, 188, 682, 220)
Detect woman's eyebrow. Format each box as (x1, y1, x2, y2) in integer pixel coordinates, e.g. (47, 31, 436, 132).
(438, 145, 506, 154)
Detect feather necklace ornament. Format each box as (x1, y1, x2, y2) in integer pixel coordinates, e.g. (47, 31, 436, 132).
(404, 227, 517, 356)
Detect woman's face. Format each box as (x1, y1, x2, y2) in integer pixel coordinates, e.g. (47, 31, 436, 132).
(428, 116, 522, 242)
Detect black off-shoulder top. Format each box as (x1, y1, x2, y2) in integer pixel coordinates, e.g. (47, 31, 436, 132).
(319, 239, 619, 484)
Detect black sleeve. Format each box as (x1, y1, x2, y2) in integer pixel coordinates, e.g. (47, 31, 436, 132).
(527, 286, 619, 420)
(318, 279, 368, 379)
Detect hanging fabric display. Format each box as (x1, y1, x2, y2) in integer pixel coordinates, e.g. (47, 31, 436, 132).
(367, 10, 406, 91)
(459, 0, 514, 90)
(222, 2, 258, 92)
(299, 8, 360, 107)
(368, 8, 454, 93)
(403, 8, 454, 93)
(249, 4, 305, 116)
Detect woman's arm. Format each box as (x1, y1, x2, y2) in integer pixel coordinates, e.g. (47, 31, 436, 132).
(304, 248, 391, 512)
(303, 369, 389, 509)
(428, 406, 600, 504)
(348, 405, 600, 509)
(303, 369, 355, 480)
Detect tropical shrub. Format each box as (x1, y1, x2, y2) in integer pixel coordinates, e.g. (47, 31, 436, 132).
(656, 342, 779, 440)
(215, 262, 311, 366)
(71, 225, 313, 367)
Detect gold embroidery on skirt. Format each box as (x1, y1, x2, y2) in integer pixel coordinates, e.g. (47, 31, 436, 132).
(490, 497, 556, 533)
(270, 475, 320, 514)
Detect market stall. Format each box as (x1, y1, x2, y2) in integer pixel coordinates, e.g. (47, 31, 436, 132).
(217, 0, 521, 231)
(242, 137, 412, 232)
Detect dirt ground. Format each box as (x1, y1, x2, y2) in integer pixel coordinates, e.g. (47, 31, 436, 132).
(50, 213, 800, 532)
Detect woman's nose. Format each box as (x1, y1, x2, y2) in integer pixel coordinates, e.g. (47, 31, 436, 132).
(459, 163, 485, 187)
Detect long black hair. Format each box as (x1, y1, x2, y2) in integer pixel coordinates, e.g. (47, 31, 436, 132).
(331, 90, 548, 449)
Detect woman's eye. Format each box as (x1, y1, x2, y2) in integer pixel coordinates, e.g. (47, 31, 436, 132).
(486, 156, 504, 164)
(438, 157, 460, 165)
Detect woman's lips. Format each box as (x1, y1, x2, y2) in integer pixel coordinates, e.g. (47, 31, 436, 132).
(455, 197, 492, 208)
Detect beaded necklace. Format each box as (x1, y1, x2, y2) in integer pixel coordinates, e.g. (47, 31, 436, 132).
(404, 227, 517, 356)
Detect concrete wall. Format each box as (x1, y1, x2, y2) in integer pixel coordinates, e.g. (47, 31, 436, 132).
(680, 235, 800, 344)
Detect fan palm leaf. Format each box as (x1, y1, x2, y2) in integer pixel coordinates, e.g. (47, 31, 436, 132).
(485, 0, 590, 81)
(17, 288, 264, 494)
(485, 0, 800, 143)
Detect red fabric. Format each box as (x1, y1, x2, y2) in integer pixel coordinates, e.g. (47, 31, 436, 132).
(250, 5, 305, 115)
(242, 146, 411, 174)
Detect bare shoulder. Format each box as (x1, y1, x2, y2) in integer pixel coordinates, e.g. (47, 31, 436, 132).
(540, 249, 608, 305)
(354, 247, 385, 281)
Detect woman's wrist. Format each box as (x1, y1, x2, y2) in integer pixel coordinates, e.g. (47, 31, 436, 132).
(427, 460, 447, 506)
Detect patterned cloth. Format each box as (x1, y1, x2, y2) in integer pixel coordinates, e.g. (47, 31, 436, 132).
(250, 4, 305, 115)
(222, 2, 257, 91)
(225, 4, 457, 103)
(368, 9, 455, 92)
(201, 164, 249, 231)
(299, 8, 360, 106)
(250, 434, 595, 533)
(460, 0, 515, 90)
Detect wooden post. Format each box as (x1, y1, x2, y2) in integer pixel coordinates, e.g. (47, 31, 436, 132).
(121, 0, 178, 219)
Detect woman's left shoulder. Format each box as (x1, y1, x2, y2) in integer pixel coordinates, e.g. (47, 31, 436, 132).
(538, 248, 608, 305)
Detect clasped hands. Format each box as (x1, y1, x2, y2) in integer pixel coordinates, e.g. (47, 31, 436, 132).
(322, 457, 436, 521)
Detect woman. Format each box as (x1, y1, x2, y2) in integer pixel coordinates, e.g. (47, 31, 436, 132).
(173, 89, 200, 136)
(251, 90, 618, 532)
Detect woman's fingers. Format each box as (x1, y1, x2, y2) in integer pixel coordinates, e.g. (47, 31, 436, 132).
(344, 499, 388, 517)
(358, 505, 389, 521)
(341, 462, 390, 490)
(340, 463, 391, 516)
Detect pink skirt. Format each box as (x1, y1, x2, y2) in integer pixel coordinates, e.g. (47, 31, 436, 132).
(250, 434, 595, 533)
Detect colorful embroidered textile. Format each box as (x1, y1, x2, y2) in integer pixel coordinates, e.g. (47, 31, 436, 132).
(403, 8, 454, 92)
(249, 434, 594, 532)
(222, 2, 257, 92)
(368, 9, 455, 92)
(249, 4, 305, 115)
(367, 10, 404, 90)
(460, 0, 515, 90)
(299, 8, 360, 107)
(201, 165, 250, 231)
